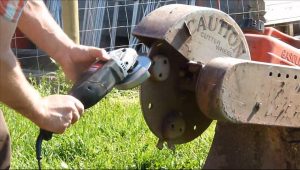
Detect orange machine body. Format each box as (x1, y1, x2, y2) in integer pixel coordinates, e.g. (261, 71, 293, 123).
(245, 27, 300, 66)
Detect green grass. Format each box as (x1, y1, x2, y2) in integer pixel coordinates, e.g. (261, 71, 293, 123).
(1, 75, 215, 169)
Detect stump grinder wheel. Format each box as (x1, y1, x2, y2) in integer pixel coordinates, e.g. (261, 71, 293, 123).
(133, 4, 250, 149)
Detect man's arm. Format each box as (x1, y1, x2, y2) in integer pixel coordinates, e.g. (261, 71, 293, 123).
(0, 16, 42, 124)
(17, 1, 109, 82)
(0, 16, 83, 134)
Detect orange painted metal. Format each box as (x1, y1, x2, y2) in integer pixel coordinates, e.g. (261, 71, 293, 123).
(245, 27, 300, 66)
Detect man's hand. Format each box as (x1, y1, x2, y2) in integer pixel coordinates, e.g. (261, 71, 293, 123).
(36, 95, 84, 134)
(57, 44, 110, 82)
(0, 1, 90, 134)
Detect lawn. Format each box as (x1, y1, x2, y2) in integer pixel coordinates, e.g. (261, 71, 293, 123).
(1, 75, 215, 169)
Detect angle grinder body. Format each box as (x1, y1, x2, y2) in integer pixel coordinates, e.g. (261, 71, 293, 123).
(36, 48, 151, 169)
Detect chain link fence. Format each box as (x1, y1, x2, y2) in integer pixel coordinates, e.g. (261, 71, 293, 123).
(11, 0, 300, 76)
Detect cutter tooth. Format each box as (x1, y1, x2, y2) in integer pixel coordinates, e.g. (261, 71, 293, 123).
(156, 138, 164, 150)
(167, 142, 176, 152)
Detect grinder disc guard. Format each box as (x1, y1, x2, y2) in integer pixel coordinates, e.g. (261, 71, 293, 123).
(115, 56, 152, 90)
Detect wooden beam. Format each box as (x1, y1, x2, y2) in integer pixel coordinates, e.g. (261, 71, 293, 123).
(61, 0, 80, 44)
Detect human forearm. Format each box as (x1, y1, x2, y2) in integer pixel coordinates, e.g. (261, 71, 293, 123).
(0, 49, 43, 123)
(0, 49, 83, 133)
(17, 0, 74, 65)
(17, 0, 109, 82)
(0, 10, 83, 133)
(0, 13, 44, 124)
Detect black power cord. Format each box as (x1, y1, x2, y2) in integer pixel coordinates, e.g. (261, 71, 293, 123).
(35, 130, 53, 170)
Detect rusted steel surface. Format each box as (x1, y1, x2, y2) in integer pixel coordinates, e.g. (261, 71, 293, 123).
(204, 123, 300, 169)
(133, 3, 300, 169)
(134, 5, 252, 147)
(197, 57, 300, 127)
(140, 42, 212, 148)
(132, 4, 251, 64)
(132, 4, 200, 47)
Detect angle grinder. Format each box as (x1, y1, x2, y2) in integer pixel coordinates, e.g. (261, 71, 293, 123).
(35, 48, 151, 169)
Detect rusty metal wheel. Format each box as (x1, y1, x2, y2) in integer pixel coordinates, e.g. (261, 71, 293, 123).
(140, 42, 212, 149)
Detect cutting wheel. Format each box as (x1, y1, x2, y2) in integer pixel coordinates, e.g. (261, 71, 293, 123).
(140, 42, 212, 147)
